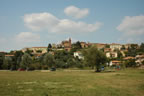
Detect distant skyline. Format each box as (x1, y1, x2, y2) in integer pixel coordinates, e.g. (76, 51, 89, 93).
(0, 0, 144, 52)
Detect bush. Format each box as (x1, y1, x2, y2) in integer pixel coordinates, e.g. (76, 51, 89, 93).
(124, 59, 136, 67)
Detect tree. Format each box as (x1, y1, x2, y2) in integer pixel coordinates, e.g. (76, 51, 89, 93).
(74, 57, 84, 68)
(117, 50, 123, 59)
(75, 41, 82, 49)
(31, 58, 42, 70)
(25, 49, 33, 56)
(20, 53, 32, 70)
(54, 50, 73, 68)
(34, 53, 46, 69)
(66, 58, 82, 68)
(139, 43, 144, 53)
(126, 44, 139, 57)
(0, 52, 5, 69)
(2, 57, 13, 70)
(55, 59, 65, 68)
(71, 41, 82, 53)
(83, 46, 107, 72)
(13, 51, 24, 70)
(124, 59, 136, 67)
(43, 53, 55, 69)
(47, 43, 52, 52)
(142, 60, 144, 65)
(121, 45, 126, 50)
(105, 44, 110, 48)
(67, 58, 74, 68)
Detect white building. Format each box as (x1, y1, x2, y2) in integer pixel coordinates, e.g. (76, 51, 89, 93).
(22, 47, 47, 54)
(106, 52, 118, 58)
(135, 55, 144, 65)
(74, 51, 84, 59)
(110, 43, 122, 51)
(109, 60, 121, 66)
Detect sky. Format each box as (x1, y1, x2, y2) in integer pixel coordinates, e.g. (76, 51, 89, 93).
(0, 0, 144, 52)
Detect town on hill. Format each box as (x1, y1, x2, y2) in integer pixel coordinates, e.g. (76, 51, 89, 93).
(0, 38, 144, 71)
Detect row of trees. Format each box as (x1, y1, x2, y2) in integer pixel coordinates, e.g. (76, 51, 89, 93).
(125, 43, 144, 57)
(1, 42, 143, 72)
(0, 50, 84, 70)
(0, 51, 23, 70)
(0, 45, 109, 72)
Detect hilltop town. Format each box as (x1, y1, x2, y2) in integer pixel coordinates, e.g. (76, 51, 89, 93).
(0, 38, 144, 70)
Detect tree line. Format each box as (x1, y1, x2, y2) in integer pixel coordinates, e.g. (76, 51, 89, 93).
(0, 42, 144, 72)
(0, 41, 108, 72)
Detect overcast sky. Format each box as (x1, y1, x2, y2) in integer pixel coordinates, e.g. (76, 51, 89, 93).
(0, 0, 144, 52)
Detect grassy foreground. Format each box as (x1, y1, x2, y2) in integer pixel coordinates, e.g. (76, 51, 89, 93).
(0, 69, 144, 96)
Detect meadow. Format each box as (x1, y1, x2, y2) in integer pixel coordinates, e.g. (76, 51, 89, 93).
(0, 69, 144, 96)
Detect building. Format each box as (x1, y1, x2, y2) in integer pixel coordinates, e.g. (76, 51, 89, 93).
(61, 38, 72, 51)
(110, 43, 122, 51)
(96, 43, 106, 50)
(74, 51, 84, 59)
(52, 44, 57, 49)
(80, 42, 89, 48)
(135, 55, 144, 65)
(110, 60, 121, 66)
(124, 44, 131, 49)
(106, 52, 118, 58)
(104, 48, 111, 52)
(123, 56, 135, 60)
(4, 54, 14, 60)
(22, 47, 47, 54)
(5, 54, 14, 57)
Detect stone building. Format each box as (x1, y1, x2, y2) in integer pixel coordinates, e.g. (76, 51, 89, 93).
(110, 43, 122, 51)
(80, 42, 89, 48)
(21, 47, 47, 54)
(61, 38, 72, 51)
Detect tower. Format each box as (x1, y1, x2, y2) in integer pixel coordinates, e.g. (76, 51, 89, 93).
(69, 38, 71, 47)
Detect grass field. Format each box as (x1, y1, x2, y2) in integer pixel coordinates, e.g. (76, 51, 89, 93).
(0, 69, 144, 96)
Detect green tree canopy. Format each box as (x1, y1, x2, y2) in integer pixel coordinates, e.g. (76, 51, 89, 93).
(0, 52, 5, 69)
(124, 59, 136, 67)
(2, 57, 13, 70)
(126, 44, 139, 57)
(25, 49, 33, 56)
(13, 51, 24, 70)
(139, 43, 144, 53)
(71, 41, 82, 53)
(117, 50, 123, 59)
(105, 44, 110, 48)
(121, 45, 126, 50)
(43, 53, 55, 69)
(20, 53, 32, 70)
(54, 50, 73, 68)
(47, 43, 52, 52)
(83, 46, 107, 72)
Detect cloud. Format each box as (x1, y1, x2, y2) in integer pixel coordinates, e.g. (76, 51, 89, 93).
(24, 12, 59, 31)
(23, 12, 102, 33)
(52, 19, 102, 33)
(117, 15, 144, 36)
(64, 5, 89, 19)
(117, 15, 144, 43)
(0, 32, 41, 51)
(16, 32, 40, 43)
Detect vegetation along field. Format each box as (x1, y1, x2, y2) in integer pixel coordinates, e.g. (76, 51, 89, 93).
(0, 69, 144, 96)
